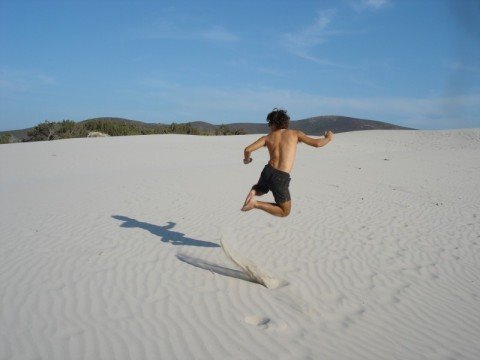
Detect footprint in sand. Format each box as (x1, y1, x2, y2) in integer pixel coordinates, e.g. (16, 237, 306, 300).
(245, 315, 270, 326)
(244, 316, 289, 331)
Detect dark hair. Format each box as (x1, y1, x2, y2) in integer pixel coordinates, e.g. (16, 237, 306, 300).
(266, 108, 290, 129)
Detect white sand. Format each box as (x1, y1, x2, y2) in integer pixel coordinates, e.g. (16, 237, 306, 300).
(1, 129, 479, 360)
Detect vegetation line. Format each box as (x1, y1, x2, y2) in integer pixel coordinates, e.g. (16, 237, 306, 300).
(0, 119, 245, 144)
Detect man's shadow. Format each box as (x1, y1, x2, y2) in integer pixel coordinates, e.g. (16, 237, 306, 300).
(112, 215, 219, 248)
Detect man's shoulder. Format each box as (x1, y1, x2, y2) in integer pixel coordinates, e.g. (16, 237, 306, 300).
(287, 129, 301, 138)
(268, 129, 299, 140)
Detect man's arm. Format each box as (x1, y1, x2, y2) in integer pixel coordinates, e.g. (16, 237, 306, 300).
(243, 136, 266, 164)
(297, 130, 334, 148)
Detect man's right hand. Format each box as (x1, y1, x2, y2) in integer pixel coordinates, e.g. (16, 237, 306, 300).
(325, 131, 334, 140)
(243, 158, 252, 164)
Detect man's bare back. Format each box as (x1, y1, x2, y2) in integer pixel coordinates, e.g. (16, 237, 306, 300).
(264, 129, 298, 173)
(244, 129, 333, 173)
(241, 109, 334, 217)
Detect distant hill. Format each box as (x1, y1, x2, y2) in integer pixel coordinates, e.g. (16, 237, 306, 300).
(296, 115, 413, 133)
(0, 127, 32, 142)
(0, 115, 413, 143)
(229, 115, 412, 135)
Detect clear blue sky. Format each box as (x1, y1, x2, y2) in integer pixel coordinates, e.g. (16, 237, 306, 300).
(1, 0, 479, 131)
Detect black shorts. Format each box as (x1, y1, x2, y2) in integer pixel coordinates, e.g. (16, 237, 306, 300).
(252, 164, 291, 204)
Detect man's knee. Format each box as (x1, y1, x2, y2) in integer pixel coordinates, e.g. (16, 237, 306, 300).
(280, 202, 291, 217)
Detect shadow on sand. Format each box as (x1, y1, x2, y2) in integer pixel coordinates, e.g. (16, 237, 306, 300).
(112, 215, 219, 248)
(112, 215, 258, 284)
(176, 253, 256, 284)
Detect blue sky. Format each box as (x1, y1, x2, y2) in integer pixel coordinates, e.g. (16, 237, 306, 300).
(1, 0, 479, 131)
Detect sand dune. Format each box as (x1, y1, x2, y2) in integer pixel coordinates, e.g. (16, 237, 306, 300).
(1, 129, 479, 359)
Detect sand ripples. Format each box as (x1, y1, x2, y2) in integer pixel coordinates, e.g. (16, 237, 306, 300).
(1, 131, 480, 359)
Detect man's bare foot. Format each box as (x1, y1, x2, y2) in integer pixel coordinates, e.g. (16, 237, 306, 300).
(243, 190, 256, 208)
(241, 196, 256, 211)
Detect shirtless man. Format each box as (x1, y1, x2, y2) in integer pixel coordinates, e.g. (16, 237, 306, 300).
(241, 108, 334, 217)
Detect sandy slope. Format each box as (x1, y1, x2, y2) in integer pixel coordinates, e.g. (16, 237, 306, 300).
(1, 129, 479, 360)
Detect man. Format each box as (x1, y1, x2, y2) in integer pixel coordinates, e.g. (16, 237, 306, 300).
(241, 108, 334, 217)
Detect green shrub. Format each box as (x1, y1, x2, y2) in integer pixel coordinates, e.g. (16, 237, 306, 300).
(0, 133, 12, 144)
(27, 121, 57, 141)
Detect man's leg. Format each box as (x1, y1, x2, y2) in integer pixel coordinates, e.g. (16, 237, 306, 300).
(242, 189, 256, 209)
(241, 188, 266, 211)
(244, 200, 291, 217)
